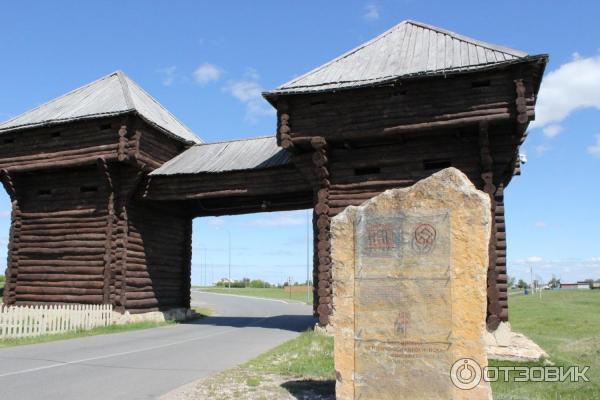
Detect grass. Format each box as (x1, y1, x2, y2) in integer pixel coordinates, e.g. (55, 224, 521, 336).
(194, 290, 599, 400)
(0, 304, 213, 349)
(187, 330, 335, 399)
(200, 286, 313, 304)
(192, 305, 213, 318)
(0, 320, 174, 348)
(490, 290, 600, 399)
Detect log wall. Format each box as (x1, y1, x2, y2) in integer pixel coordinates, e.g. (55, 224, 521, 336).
(125, 202, 191, 313)
(10, 166, 109, 305)
(273, 62, 544, 327)
(0, 115, 193, 312)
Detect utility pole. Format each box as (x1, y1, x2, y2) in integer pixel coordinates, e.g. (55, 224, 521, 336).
(204, 247, 207, 287)
(306, 209, 310, 304)
(228, 230, 231, 290)
(530, 265, 534, 294)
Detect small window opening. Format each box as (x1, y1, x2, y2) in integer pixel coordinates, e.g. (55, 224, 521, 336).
(51, 131, 62, 138)
(37, 189, 52, 197)
(3, 138, 14, 144)
(392, 90, 407, 97)
(99, 123, 112, 130)
(80, 185, 98, 193)
(354, 166, 381, 176)
(310, 100, 327, 106)
(423, 159, 452, 171)
(471, 80, 490, 88)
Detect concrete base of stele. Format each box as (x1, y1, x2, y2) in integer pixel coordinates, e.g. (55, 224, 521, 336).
(112, 308, 196, 325)
(484, 322, 549, 362)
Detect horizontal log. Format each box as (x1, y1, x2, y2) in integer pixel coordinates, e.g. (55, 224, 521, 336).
(18, 271, 103, 280)
(20, 233, 105, 242)
(19, 247, 104, 255)
(15, 280, 104, 289)
(16, 286, 103, 295)
(21, 208, 100, 218)
(14, 294, 103, 303)
(0, 143, 118, 164)
(330, 180, 414, 190)
(7, 154, 118, 172)
(18, 267, 104, 275)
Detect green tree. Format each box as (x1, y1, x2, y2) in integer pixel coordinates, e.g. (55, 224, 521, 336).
(548, 276, 561, 289)
(508, 276, 516, 288)
(517, 279, 529, 289)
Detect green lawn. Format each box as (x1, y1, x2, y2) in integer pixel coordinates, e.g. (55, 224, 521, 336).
(194, 289, 599, 399)
(199, 286, 313, 304)
(490, 290, 600, 399)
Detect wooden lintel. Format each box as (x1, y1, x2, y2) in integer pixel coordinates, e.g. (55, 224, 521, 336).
(7, 154, 119, 173)
(385, 112, 510, 136)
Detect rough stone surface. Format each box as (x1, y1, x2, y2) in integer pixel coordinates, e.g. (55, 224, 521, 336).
(485, 322, 549, 362)
(330, 167, 492, 400)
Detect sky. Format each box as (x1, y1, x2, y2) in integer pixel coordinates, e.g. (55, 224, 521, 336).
(0, 1, 598, 285)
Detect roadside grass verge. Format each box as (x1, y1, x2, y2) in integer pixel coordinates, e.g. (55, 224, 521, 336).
(175, 330, 335, 399)
(0, 304, 213, 348)
(0, 320, 174, 348)
(199, 286, 313, 304)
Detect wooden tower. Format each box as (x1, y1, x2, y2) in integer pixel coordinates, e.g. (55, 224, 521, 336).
(0, 71, 199, 312)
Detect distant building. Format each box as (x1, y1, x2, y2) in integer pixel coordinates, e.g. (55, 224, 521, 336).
(560, 282, 591, 290)
(593, 282, 600, 290)
(578, 281, 591, 290)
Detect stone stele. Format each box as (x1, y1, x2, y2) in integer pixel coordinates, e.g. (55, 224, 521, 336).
(330, 167, 493, 400)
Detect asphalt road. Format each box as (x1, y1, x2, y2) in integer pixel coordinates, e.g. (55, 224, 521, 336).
(0, 291, 315, 400)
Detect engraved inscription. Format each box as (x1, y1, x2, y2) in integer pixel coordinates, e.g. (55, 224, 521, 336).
(357, 216, 403, 259)
(353, 209, 452, 399)
(412, 223, 437, 254)
(366, 223, 398, 252)
(394, 311, 411, 336)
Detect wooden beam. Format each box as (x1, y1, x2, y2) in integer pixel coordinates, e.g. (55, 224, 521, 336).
(97, 158, 114, 304)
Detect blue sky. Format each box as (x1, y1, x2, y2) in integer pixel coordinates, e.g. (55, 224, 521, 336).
(0, 1, 598, 285)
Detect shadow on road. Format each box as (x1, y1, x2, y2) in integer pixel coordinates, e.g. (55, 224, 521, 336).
(281, 379, 335, 399)
(184, 315, 317, 332)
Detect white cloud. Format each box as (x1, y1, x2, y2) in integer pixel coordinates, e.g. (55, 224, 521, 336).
(194, 63, 222, 85)
(364, 4, 379, 21)
(222, 68, 275, 124)
(587, 134, 600, 157)
(225, 80, 263, 102)
(525, 256, 543, 263)
(534, 221, 547, 229)
(535, 144, 551, 156)
(246, 215, 305, 227)
(157, 66, 177, 87)
(542, 124, 563, 138)
(533, 53, 600, 130)
(206, 217, 227, 226)
(509, 257, 600, 283)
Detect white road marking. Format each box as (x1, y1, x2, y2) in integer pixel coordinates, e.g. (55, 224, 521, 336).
(0, 316, 271, 379)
